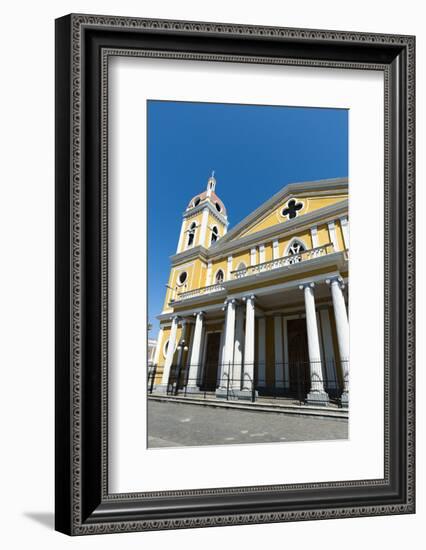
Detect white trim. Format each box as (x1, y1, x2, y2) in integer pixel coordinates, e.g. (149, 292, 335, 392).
(279, 198, 305, 221)
(226, 255, 233, 280)
(259, 243, 265, 263)
(206, 260, 212, 286)
(284, 236, 309, 256)
(310, 225, 319, 248)
(340, 216, 349, 249)
(250, 247, 257, 266)
(327, 220, 339, 251)
(176, 220, 186, 253)
(272, 239, 279, 260)
(198, 207, 209, 247)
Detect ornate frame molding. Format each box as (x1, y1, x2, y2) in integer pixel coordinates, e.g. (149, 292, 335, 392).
(55, 13, 415, 535)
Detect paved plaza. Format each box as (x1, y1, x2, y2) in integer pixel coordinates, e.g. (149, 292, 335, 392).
(147, 400, 348, 448)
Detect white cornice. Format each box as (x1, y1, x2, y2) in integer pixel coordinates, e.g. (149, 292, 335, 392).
(218, 177, 348, 245)
(170, 198, 348, 266)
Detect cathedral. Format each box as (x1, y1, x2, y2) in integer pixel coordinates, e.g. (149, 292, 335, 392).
(150, 174, 349, 407)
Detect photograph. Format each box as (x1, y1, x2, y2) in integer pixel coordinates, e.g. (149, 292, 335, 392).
(147, 100, 350, 448)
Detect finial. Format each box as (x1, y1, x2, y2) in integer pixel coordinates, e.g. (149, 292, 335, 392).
(206, 170, 216, 196)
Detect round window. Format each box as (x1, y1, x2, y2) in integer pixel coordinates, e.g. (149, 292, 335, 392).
(178, 271, 188, 285)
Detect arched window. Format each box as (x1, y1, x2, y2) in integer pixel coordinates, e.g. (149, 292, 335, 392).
(187, 222, 196, 247)
(215, 269, 224, 284)
(236, 262, 247, 271)
(211, 225, 219, 244)
(286, 240, 306, 264)
(178, 271, 187, 285)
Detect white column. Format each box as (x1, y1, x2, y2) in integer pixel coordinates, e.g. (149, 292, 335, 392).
(326, 276, 350, 405)
(300, 283, 329, 404)
(310, 225, 319, 249)
(250, 247, 257, 266)
(219, 298, 237, 389)
(327, 220, 339, 251)
(226, 255, 233, 280)
(161, 316, 180, 386)
(187, 312, 205, 389)
(274, 315, 284, 388)
(272, 239, 279, 260)
(257, 317, 266, 387)
(340, 216, 349, 250)
(233, 304, 245, 389)
(198, 208, 209, 246)
(243, 295, 256, 392)
(259, 244, 265, 264)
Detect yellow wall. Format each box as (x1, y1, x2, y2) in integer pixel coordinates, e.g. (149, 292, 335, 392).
(240, 195, 347, 238)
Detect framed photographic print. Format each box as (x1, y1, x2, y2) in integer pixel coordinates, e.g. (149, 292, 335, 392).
(55, 14, 415, 535)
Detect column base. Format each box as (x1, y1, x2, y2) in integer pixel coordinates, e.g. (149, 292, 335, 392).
(340, 391, 349, 408)
(306, 391, 330, 406)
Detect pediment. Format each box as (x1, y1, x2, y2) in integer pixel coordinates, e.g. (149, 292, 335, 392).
(215, 177, 348, 246)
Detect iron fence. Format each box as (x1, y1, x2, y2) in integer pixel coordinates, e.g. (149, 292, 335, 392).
(147, 360, 348, 406)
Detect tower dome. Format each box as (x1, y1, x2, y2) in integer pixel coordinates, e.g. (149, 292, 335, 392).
(187, 172, 227, 217)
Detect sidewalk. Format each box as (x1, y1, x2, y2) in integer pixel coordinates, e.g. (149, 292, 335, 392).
(148, 392, 348, 420)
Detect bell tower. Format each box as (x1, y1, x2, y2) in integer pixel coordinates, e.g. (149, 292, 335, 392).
(176, 172, 229, 253)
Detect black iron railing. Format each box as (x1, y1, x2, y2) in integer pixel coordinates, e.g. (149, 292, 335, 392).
(147, 360, 348, 406)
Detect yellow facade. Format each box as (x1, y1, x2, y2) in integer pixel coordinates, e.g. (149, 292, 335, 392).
(152, 176, 349, 406)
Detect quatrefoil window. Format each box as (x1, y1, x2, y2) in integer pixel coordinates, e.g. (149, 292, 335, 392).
(282, 199, 303, 219)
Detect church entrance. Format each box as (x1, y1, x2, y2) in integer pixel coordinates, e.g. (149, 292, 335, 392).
(287, 318, 310, 396)
(200, 332, 221, 391)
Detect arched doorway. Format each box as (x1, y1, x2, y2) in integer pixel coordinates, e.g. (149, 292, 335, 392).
(287, 318, 310, 396)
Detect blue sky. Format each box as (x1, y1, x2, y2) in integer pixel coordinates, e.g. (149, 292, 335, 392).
(148, 101, 348, 338)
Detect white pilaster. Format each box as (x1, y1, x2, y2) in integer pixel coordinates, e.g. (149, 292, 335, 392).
(326, 276, 350, 405)
(274, 315, 284, 388)
(243, 295, 256, 391)
(206, 260, 212, 286)
(259, 244, 265, 264)
(257, 317, 266, 387)
(198, 208, 209, 247)
(272, 239, 279, 260)
(300, 283, 329, 404)
(340, 216, 349, 250)
(250, 247, 257, 266)
(161, 316, 180, 386)
(310, 225, 319, 248)
(220, 299, 237, 388)
(233, 304, 245, 389)
(327, 220, 339, 251)
(226, 255, 233, 280)
(176, 221, 187, 253)
(187, 312, 205, 388)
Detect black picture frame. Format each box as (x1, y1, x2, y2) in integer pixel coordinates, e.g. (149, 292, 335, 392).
(55, 13, 415, 535)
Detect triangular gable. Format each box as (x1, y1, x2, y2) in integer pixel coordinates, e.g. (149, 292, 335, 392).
(215, 177, 348, 246)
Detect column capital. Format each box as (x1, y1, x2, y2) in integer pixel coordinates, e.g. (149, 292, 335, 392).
(325, 275, 345, 289)
(193, 310, 205, 320)
(242, 294, 256, 303)
(223, 298, 237, 309)
(169, 314, 181, 323)
(299, 282, 315, 291)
